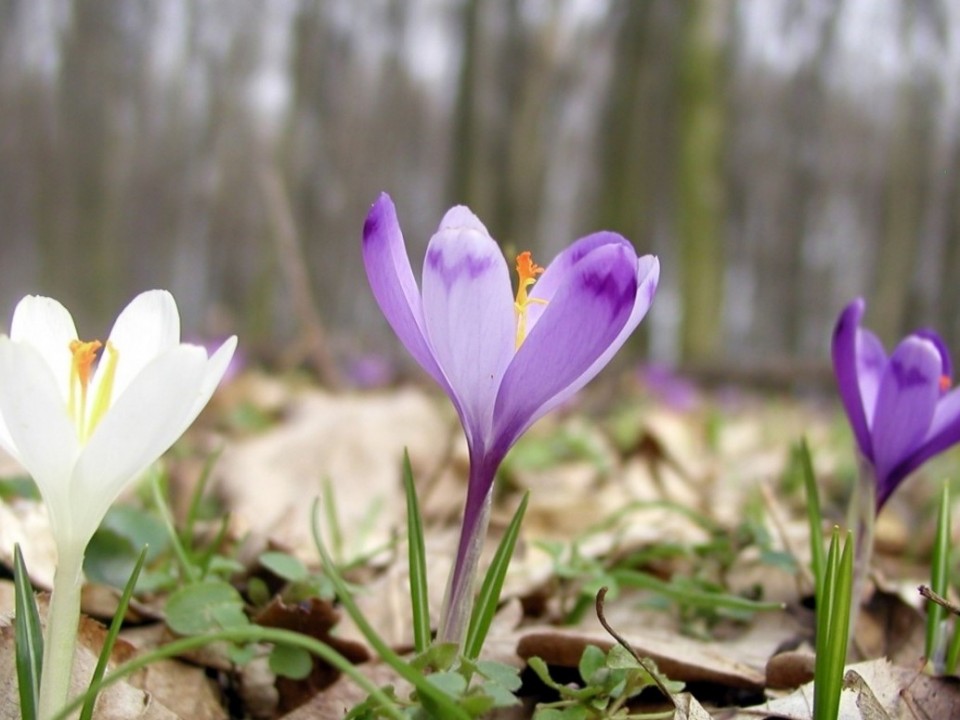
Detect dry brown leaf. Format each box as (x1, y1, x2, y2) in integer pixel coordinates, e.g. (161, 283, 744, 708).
(216, 388, 451, 559)
(517, 627, 766, 690)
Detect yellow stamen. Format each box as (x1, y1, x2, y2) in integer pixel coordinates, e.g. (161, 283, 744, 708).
(67, 339, 118, 441)
(514, 251, 548, 349)
(88, 341, 119, 435)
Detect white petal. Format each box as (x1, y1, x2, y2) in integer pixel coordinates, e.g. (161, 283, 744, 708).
(0, 337, 79, 540)
(71, 346, 208, 544)
(188, 335, 237, 419)
(95, 290, 181, 400)
(9, 295, 78, 401)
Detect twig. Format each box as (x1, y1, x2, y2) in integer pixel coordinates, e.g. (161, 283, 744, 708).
(595, 587, 677, 707)
(918, 584, 960, 617)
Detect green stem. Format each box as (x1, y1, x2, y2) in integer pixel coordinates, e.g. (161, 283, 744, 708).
(38, 542, 85, 720)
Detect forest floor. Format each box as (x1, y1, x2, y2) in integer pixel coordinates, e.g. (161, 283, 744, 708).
(1, 366, 958, 719)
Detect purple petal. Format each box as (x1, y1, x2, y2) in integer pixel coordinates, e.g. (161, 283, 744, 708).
(525, 232, 634, 332)
(421, 212, 514, 447)
(915, 329, 953, 382)
(870, 336, 941, 497)
(885, 386, 960, 505)
(832, 298, 874, 461)
(856, 328, 887, 425)
(362, 194, 450, 393)
(492, 242, 639, 453)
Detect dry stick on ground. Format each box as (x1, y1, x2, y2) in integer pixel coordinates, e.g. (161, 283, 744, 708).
(595, 587, 677, 708)
(259, 163, 341, 387)
(918, 585, 960, 617)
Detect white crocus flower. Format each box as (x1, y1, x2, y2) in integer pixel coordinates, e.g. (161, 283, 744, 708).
(0, 290, 236, 718)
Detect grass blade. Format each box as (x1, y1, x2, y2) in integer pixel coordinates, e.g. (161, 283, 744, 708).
(814, 527, 840, 720)
(798, 439, 825, 599)
(610, 569, 784, 614)
(13, 544, 43, 720)
(80, 545, 148, 720)
(925, 482, 951, 669)
(322, 477, 345, 564)
(310, 499, 469, 719)
(464, 492, 529, 661)
(402, 450, 431, 654)
(183, 446, 223, 548)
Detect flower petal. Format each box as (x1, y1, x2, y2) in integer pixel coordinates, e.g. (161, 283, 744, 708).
(71, 346, 210, 546)
(855, 327, 887, 425)
(870, 336, 941, 496)
(492, 242, 638, 454)
(421, 213, 514, 447)
(887, 385, 960, 504)
(188, 335, 238, 418)
(0, 337, 80, 541)
(95, 290, 181, 399)
(525, 232, 635, 332)
(9, 295, 79, 401)
(362, 194, 449, 391)
(832, 299, 874, 460)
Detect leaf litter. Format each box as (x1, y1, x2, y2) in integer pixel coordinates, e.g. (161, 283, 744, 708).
(0, 371, 959, 717)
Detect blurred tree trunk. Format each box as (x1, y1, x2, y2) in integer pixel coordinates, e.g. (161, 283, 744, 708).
(677, 0, 727, 361)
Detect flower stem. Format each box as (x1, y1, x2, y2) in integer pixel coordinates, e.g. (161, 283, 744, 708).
(38, 542, 85, 720)
(438, 480, 493, 646)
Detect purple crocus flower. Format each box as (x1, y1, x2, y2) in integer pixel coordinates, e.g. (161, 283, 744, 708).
(832, 298, 960, 510)
(362, 192, 659, 643)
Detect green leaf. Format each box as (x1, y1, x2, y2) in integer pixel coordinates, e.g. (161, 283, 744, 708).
(402, 449, 431, 654)
(463, 492, 530, 660)
(798, 439, 826, 598)
(427, 670, 467, 698)
(259, 551, 308, 582)
(13, 545, 42, 720)
(926, 482, 951, 666)
(578, 644, 607, 683)
(269, 644, 313, 679)
(604, 644, 641, 671)
(165, 579, 249, 635)
(80, 546, 148, 720)
(475, 660, 522, 692)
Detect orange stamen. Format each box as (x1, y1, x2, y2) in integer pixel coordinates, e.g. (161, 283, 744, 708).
(514, 251, 547, 349)
(941, 375, 952, 393)
(68, 339, 103, 439)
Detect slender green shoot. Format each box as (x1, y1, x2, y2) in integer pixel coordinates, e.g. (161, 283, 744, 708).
(464, 492, 530, 661)
(149, 468, 198, 584)
(48, 626, 405, 720)
(798, 439, 826, 598)
(813, 527, 854, 720)
(182, 446, 223, 548)
(310, 499, 470, 719)
(79, 546, 148, 720)
(610, 569, 784, 614)
(926, 482, 951, 671)
(947, 612, 960, 674)
(322, 477, 345, 564)
(13, 544, 43, 720)
(402, 450, 431, 654)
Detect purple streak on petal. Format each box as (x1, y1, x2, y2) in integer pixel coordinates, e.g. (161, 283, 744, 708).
(362, 193, 451, 395)
(870, 336, 941, 500)
(832, 298, 874, 461)
(492, 243, 639, 454)
(915, 329, 952, 384)
(421, 223, 514, 449)
(525, 232, 634, 332)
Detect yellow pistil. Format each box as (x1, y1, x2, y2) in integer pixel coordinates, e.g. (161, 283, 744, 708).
(67, 339, 118, 441)
(514, 251, 548, 349)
